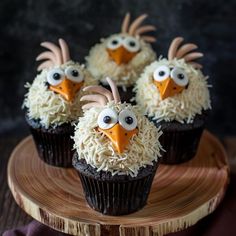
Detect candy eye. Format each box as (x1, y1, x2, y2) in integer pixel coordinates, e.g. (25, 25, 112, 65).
(65, 66, 84, 83)
(171, 67, 188, 86)
(47, 68, 64, 86)
(118, 109, 137, 131)
(153, 65, 170, 82)
(97, 108, 118, 130)
(107, 36, 123, 50)
(123, 36, 140, 52)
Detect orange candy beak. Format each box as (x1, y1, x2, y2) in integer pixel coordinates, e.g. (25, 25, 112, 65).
(98, 123, 138, 154)
(49, 78, 84, 102)
(153, 77, 185, 100)
(107, 46, 138, 65)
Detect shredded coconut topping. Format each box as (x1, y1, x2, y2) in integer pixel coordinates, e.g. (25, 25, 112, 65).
(23, 61, 95, 128)
(86, 34, 156, 87)
(134, 58, 211, 123)
(73, 102, 163, 177)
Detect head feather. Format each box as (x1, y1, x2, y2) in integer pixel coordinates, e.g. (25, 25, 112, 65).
(81, 77, 121, 110)
(120, 13, 156, 43)
(168, 37, 203, 69)
(36, 38, 71, 71)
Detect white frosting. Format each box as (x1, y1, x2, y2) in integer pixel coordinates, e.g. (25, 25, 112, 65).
(23, 61, 95, 128)
(73, 102, 163, 177)
(86, 33, 156, 87)
(134, 58, 211, 123)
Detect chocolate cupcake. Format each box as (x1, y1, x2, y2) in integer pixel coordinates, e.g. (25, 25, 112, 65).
(23, 38, 95, 167)
(135, 37, 211, 164)
(86, 13, 157, 103)
(72, 77, 162, 215)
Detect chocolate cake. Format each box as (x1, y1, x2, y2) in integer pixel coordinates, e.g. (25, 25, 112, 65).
(26, 115, 74, 167)
(23, 38, 95, 167)
(151, 111, 209, 164)
(73, 156, 158, 215)
(135, 37, 212, 164)
(72, 78, 162, 215)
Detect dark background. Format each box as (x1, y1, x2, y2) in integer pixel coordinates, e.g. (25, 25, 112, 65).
(0, 1, 236, 233)
(0, 0, 236, 137)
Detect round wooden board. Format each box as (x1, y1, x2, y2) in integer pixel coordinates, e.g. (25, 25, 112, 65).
(8, 130, 229, 236)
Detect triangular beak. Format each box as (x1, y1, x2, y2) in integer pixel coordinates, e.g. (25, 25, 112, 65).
(153, 77, 185, 100)
(107, 46, 137, 65)
(49, 78, 84, 102)
(98, 123, 138, 154)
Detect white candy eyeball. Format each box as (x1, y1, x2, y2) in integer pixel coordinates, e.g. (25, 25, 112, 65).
(47, 68, 64, 86)
(107, 35, 123, 50)
(171, 67, 188, 86)
(118, 109, 137, 131)
(153, 65, 170, 82)
(97, 108, 118, 130)
(123, 36, 140, 52)
(65, 66, 84, 83)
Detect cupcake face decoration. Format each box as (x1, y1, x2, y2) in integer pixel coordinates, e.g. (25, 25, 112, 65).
(37, 39, 84, 102)
(74, 77, 162, 176)
(23, 38, 95, 128)
(106, 13, 156, 65)
(86, 13, 157, 87)
(135, 36, 211, 123)
(153, 65, 189, 100)
(153, 37, 203, 100)
(97, 108, 138, 154)
(106, 35, 140, 65)
(81, 77, 138, 154)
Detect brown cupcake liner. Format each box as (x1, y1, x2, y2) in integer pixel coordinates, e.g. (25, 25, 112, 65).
(159, 125, 204, 164)
(26, 116, 74, 167)
(149, 112, 208, 164)
(73, 157, 158, 215)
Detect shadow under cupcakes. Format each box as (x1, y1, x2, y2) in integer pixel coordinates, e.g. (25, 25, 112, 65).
(26, 115, 75, 168)
(73, 155, 159, 215)
(149, 110, 209, 164)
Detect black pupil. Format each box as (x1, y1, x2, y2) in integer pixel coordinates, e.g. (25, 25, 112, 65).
(125, 116, 133, 125)
(112, 40, 118, 45)
(129, 41, 136, 47)
(72, 70, 79, 77)
(103, 116, 111, 124)
(159, 71, 165, 76)
(178, 74, 184, 80)
(53, 73, 61, 80)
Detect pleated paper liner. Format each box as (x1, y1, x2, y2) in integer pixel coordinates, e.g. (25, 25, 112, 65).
(150, 111, 209, 164)
(26, 116, 75, 167)
(73, 157, 159, 215)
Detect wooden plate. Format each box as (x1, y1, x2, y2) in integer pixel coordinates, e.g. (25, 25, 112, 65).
(7, 130, 229, 236)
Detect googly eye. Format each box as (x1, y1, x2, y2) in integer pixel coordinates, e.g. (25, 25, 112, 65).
(47, 68, 64, 86)
(171, 67, 188, 86)
(65, 66, 84, 83)
(107, 36, 123, 50)
(153, 65, 170, 82)
(123, 36, 140, 52)
(97, 108, 118, 130)
(118, 109, 137, 131)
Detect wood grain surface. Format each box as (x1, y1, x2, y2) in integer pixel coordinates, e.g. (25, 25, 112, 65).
(0, 134, 32, 235)
(7, 130, 229, 236)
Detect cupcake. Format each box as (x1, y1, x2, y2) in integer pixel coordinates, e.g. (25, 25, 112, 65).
(86, 12, 156, 103)
(135, 37, 211, 164)
(23, 38, 94, 167)
(72, 77, 162, 215)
